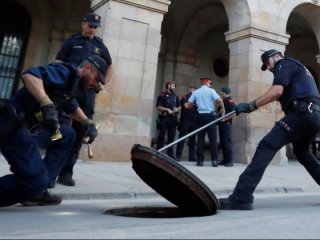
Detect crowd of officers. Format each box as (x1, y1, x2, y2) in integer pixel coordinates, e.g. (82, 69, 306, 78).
(155, 78, 236, 167)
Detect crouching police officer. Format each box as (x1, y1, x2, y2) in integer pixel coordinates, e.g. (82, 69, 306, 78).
(156, 81, 181, 159)
(11, 55, 106, 206)
(0, 101, 48, 207)
(219, 49, 320, 210)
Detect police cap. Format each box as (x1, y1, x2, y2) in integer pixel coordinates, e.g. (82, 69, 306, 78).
(165, 81, 175, 89)
(261, 49, 282, 71)
(200, 77, 212, 85)
(221, 86, 231, 94)
(83, 13, 101, 27)
(86, 55, 108, 84)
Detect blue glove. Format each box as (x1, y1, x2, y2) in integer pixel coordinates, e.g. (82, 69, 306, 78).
(235, 100, 258, 115)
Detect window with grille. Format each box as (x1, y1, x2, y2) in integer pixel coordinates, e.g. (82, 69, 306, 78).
(0, 1, 30, 99)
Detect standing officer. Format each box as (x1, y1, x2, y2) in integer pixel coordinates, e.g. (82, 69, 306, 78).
(14, 55, 106, 206)
(185, 78, 225, 167)
(219, 49, 320, 210)
(156, 81, 181, 159)
(55, 12, 113, 186)
(176, 86, 197, 162)
(0, 101, 48, 207)
(218, 86, 236, 167)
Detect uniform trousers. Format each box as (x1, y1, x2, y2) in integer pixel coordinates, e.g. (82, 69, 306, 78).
(0, 123, 48, 207)
(32, 124, 76, 188)
(176, 120, 197, 161)
(218, 121, 233, 164)
(229, 110, 320, 204)
(196, 113, 218, 163)
(156, 117, 177, 158)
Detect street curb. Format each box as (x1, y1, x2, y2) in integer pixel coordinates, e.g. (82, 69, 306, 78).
(58, 187, 304, 201)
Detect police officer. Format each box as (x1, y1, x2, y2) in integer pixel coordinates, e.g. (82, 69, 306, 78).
(185, 78, 225, 167)
(156, 81, 181, 159)
(218, 86, 236, 167)
(219, 49, 320, 210)
(55, 12, 113, 186)
(175, 86, 197, 162)
(0, 101, 48, 207)
(13, 55, 106, 206)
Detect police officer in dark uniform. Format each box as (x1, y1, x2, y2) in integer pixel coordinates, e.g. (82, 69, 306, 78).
(0, 101, 48, 207)
(218, 86, 236, 167)
(55, 12, 113, 186)
(176, 86, 197, 162)
(185, 78, 225, 167)
(219, 49, 320, 210)
(156, 81, 181, 159)
(13, 55, 106, 206)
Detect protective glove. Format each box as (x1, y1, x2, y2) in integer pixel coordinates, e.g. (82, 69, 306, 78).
(83, 119, 98, 144)
(235, 100, 258, 115)
(39, 96, 59, 134)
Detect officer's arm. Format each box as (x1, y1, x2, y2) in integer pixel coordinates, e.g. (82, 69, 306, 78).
(215, 98, 225, 116)
(157, 106, 173, 115)
(104, 64, 113, 85)
(71, 106, 89, 123)
(21, 73, 48, 102)
(254, 85, 284, 108)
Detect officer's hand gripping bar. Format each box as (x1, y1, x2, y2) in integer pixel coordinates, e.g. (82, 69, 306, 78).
(158, 110, 236, 153)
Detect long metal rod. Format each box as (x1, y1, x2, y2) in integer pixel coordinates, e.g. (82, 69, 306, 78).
(158, 110, 236, 152)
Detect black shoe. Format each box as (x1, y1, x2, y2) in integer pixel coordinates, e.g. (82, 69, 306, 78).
(196, 161, 203, 166)
(219, 198, 253, 210)
(218, 161, 226, 165)
(212, 161, 218, 167)
(57, 175, 76, 186)
(225, 162, 234, 167)
(21, 190, 62, 206)
(175, 157, 181, 162)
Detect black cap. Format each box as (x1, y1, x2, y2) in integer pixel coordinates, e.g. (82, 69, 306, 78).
(83, 13, 101, 27)
(86, 55, 108, 84)
(261, 49, 282, 71)
(221, 86, 231, 94)
(165, 81, 175, 89)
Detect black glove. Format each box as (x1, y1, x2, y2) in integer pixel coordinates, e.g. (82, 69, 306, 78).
(41, 103, 59, 133)
(83, 119, 98, 144)
(235, 100, 258, 115)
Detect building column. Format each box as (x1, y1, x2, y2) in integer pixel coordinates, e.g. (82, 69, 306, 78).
(83, 0, 170, 161)
(225, 27, 290, 165)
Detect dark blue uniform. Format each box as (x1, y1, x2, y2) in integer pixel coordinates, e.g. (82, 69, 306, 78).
(229, 58, 320, 205)
(156, 91, 180, 158)
(175, 92, 197, 161)
(0, 107, 48, 207)
(56, 33, 112, 180)
(218, 96, 236, 165)
(12, 63, 79, 188)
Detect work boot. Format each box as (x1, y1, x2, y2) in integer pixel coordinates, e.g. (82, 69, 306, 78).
(212, 161, 218, 167)
(225, 162, 234, 167)
(20, 190, 62, 206)
(196, 161, 203, 166)
(219, 197, 253, 210)
(57, 175, 76, 187)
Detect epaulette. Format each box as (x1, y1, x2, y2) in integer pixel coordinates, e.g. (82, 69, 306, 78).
(69, 33, 82, 39)
(94, 36, 104, 43)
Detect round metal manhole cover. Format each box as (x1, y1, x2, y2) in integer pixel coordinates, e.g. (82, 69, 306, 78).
(130, 144, 219, 216)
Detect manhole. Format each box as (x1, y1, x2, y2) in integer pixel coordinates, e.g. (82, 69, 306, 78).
(130, 144, 220, 216)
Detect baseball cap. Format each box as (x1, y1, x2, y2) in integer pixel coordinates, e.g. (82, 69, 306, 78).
(221, 86, 231, 94)
(83, 13, 101, 27)
(86, 55, 108, 84)
(261, 49, 282, 71)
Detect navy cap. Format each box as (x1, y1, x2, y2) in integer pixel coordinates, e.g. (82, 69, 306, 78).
(83, 13, 101, 27)
(221, 86, 231, 94)
(261, 49, 282, 71)
(86, 55, 108, 84)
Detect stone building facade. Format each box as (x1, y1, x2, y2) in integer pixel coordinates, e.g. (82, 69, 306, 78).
(1, 0, 320, 164)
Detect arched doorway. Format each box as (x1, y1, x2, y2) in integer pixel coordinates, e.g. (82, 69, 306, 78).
(0, 0, 31, 98)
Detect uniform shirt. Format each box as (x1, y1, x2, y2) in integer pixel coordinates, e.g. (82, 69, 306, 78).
(156, 91, 180, 110)
(223, 96, 236, 114)
(188, 85, 220, 113)
(12, 63, 80, 126)
(56, 33, 112, 67)
(180, 93, 197, 122)
(272, 57, 320, 111)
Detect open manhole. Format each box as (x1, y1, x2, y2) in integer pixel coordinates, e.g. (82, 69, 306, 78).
(128, 144, 220, 217)
(105, 207, 207, 218)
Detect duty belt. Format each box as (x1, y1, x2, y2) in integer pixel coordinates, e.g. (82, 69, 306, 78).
(307, 102, 320, 113)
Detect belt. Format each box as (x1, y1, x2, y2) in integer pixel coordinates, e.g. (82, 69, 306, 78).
(308, 102, 320, 113)
(288, 101, 320, 113)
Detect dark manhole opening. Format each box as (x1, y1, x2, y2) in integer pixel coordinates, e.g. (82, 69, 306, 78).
(105, 207, 211, 218)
